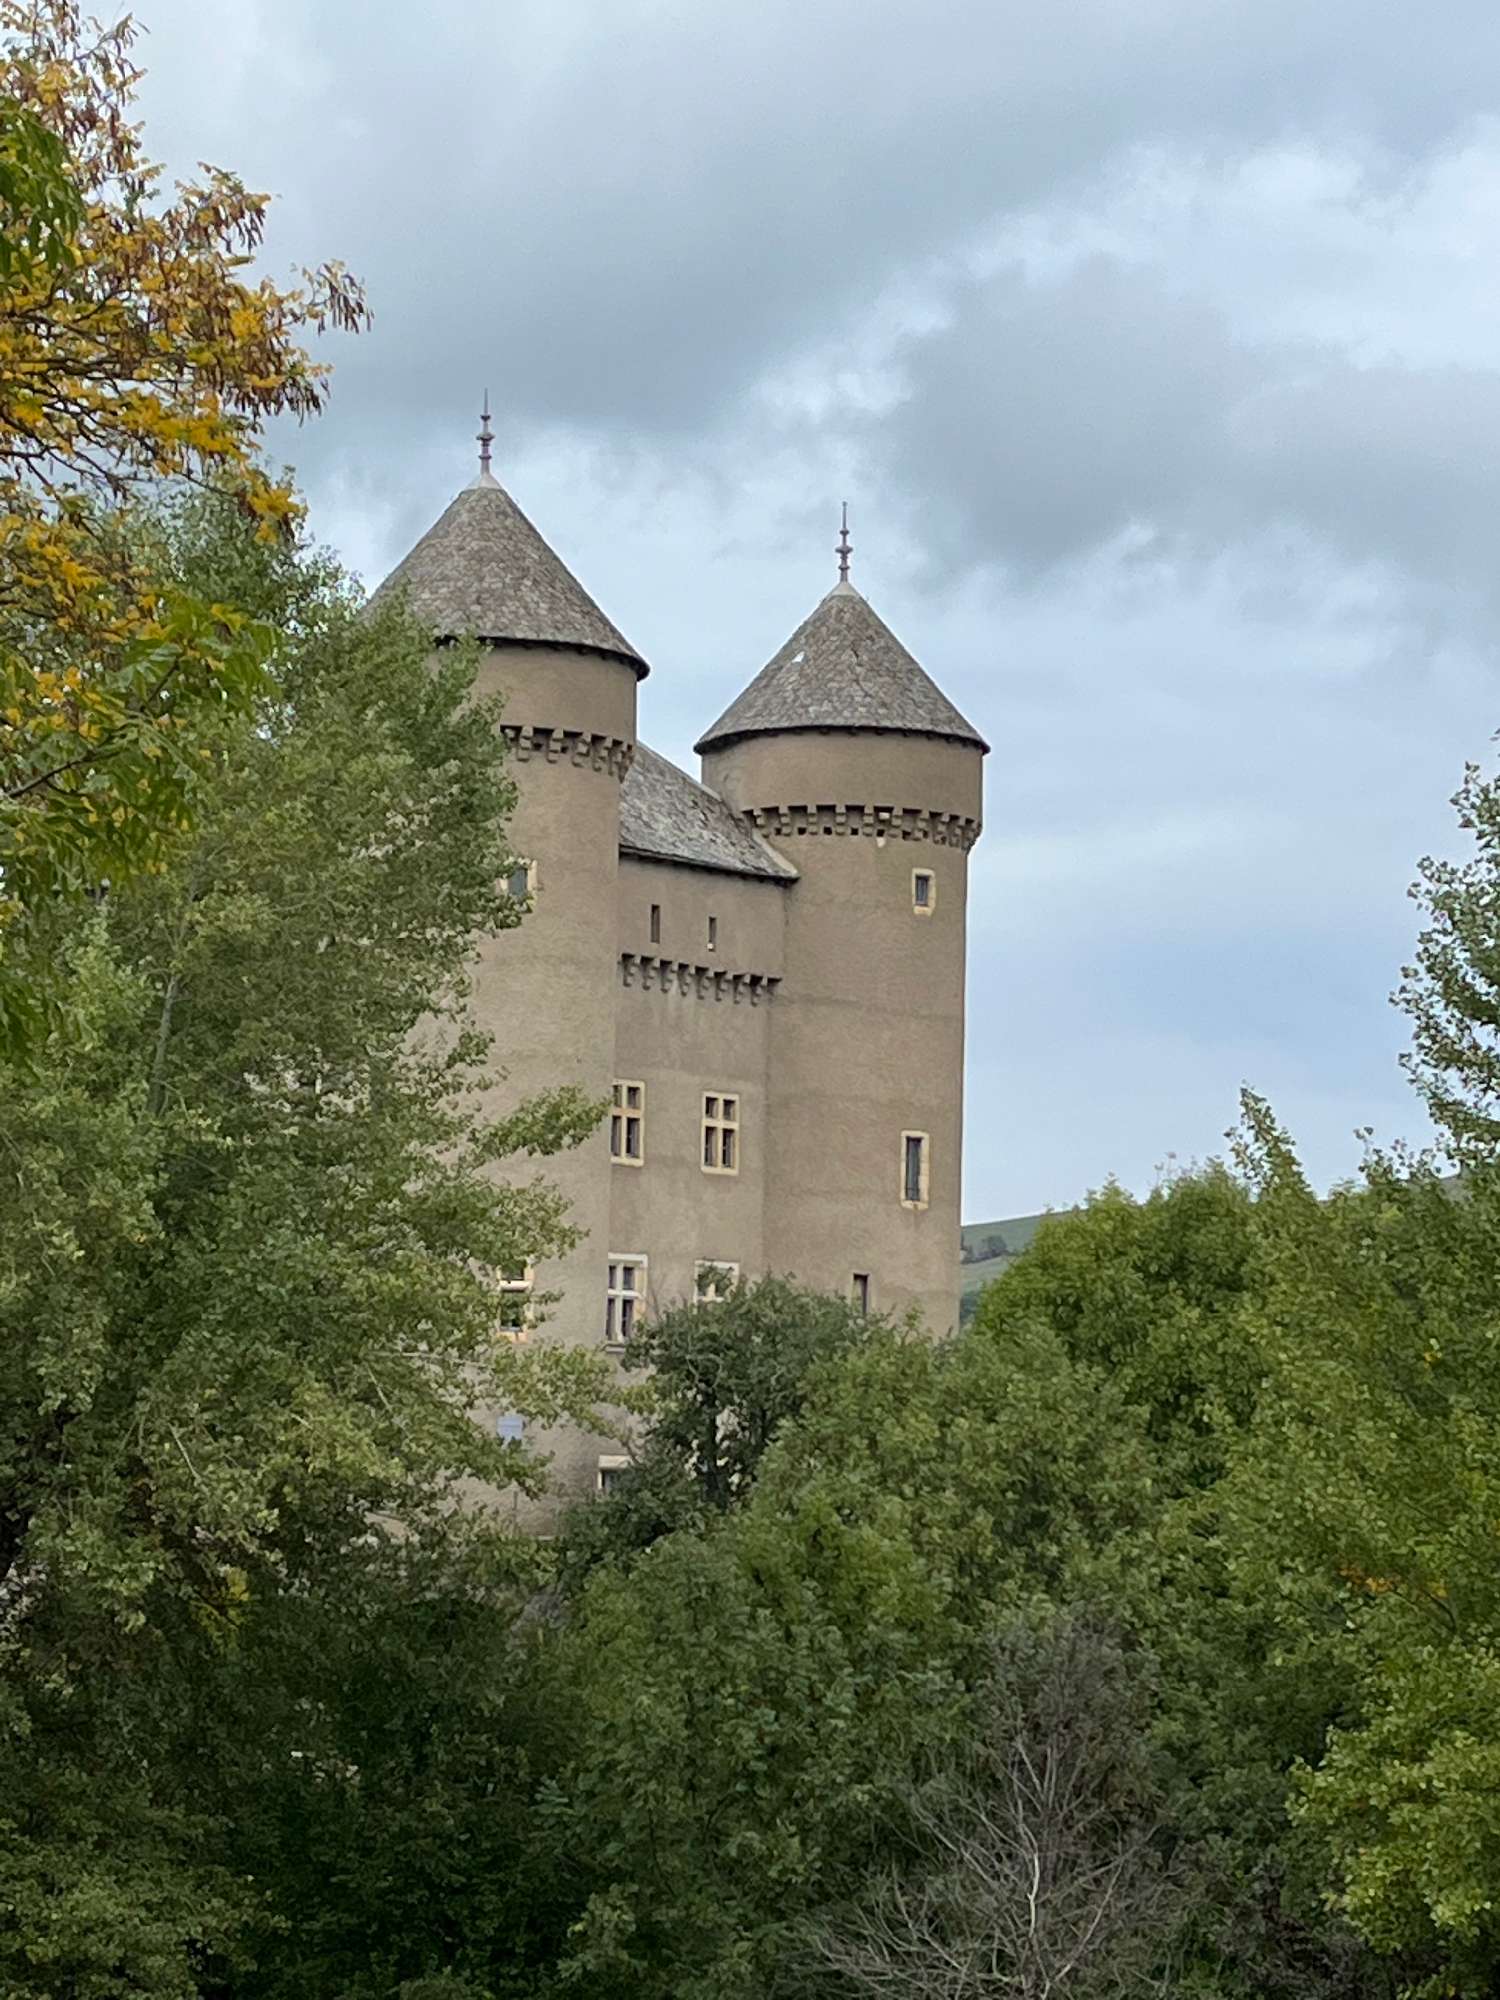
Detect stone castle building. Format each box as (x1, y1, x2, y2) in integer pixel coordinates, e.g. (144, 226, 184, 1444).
(371, 421, 988, 1497)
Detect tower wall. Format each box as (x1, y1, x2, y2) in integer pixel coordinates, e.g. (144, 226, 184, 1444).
(465, 640, 637, 1501)
(703, 729, 982, 1333)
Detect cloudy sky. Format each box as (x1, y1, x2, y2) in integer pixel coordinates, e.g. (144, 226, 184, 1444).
(137, 0, 1500, 1220)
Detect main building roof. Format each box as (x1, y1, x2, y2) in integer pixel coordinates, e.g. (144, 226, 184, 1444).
(620, 744, 797, 881)
(368, 472, 647, 676)
(695, 580, 987, 755)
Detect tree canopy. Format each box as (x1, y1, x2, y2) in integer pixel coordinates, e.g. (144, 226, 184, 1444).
(0, 0, 365, 1048)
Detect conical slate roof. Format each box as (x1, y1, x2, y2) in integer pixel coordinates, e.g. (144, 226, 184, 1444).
(695, 581, 986, 754)
(368, 473, 647, 676)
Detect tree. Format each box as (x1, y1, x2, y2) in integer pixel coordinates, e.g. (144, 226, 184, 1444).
(973, 1170, 1261, 1493)
(0, 0, 366, 1048)
(0, 495, 604, 1996)
(969, 1157, 1402, 2000)
(1399, 755, 1500, 1160)
(549, 1323, 1160, 2000)
(812, 1617, 1184, 2000)
(1210, 1101, 1500, 1997)
(562, 1276, 892, 1566)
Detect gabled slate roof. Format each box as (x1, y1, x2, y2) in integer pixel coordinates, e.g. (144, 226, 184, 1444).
(620, 744, 797, 882)
(368, 473, 647, 676)
(695, 581, 986, 754)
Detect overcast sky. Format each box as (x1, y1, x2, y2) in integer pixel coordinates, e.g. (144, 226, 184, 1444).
(137, 0, 1500, 1220)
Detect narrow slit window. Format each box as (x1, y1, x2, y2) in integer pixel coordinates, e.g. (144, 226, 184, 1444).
(695, 1258, 740, 1304)
(649, 902, 661, 944)
(912, 868, 935, 915)
(702, 1093, 740, 1174)
(605, 1257, 646, 1347)
(901, 1132, 930, 1209)
(610, 1080, 645, 1165)
(707, 914, 718, 951)
(852, 1272, 870, 1315)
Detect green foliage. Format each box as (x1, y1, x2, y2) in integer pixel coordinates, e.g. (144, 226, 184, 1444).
(0, 494, 605, 1996)
(0, 96, 80, 277)
(548, 1320, 1159, 1998)
(1211, 1117, 1500, 1993)
(1400, 757, 1500, 1161)
(975, 1167, 1261, 1491)
(563, 1276, 893, 1565)
(810, 1614, 1186, 2000)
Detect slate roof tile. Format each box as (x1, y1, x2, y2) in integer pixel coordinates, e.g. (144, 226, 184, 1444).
(368, 474, 646, 674)
(695, 582, 986, 753)
(619, 744, 797, 882)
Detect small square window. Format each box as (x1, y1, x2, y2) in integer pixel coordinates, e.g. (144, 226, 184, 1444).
(695, 1258, 740, 1304)
(597, 1455, 629, 1496)
(605, 1257, 647, 1347)
(507, 858, 537, 905)
(852, 1272, 870, 1315)
(496, 1411, 526, 1443)
(649, 902, 661, 944)
(611, 1080, 645, 1165)
(912, 869, 935, 915)
(901, 1132, 930, 1209)
(703, 1093, 740, 1174)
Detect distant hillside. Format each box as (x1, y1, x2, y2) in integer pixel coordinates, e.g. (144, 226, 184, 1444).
(958, 1211, 1071, 1320)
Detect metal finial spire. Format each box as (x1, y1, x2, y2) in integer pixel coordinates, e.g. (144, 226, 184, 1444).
(836, 502, 852, 584)
(477, 391, 494, 478)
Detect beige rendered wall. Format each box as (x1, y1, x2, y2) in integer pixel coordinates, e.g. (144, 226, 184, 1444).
(703, 729, 983, 1335)
(609, 856, 787, 1314)
(463, 641, 637, 1509)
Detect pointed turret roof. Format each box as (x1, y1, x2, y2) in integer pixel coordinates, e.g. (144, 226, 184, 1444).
(368, 470, 647, 677)
(695, 580, 986, 755)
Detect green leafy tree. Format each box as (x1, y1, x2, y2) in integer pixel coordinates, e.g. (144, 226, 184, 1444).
(563, 1276, 892, 1565)
(1399, 756, 1500, 1160)
(0, 0, 367, 1051)
(549, 1322, 1159, 2000)
(1212, 1102, 1500, 1997)
(970, 1161, 1400, 2000)
(0, 495, 604, 1997)
(811, 1615, 1186, 2000)
(975, 1169, 1260, 1493)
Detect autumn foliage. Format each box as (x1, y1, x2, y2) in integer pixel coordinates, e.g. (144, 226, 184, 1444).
(0, 1, 365, 1046)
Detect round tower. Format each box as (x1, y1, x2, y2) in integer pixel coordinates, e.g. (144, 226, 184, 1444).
(369, 409, 644, 1489)
(697, 536, 986, 1333)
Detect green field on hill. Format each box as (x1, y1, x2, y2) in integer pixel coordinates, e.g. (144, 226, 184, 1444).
(958, 1210, 1066, 1311)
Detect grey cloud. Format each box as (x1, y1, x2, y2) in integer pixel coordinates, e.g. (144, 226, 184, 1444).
(880, 255, 1500, 622)
(123, 0, 1500, 1220)
(141, 0, 1500, 457)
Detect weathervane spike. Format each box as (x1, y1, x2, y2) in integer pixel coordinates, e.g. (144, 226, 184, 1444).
(836, 501, 852, 584)
(477, 390, 494, 478)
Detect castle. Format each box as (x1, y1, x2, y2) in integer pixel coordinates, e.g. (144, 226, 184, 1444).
(371, 417, 988, 1499)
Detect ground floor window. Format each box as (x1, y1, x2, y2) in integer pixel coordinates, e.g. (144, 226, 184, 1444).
(695, 1258, 740, 1304)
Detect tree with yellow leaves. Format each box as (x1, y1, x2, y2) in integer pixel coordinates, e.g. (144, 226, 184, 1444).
(0, 0, 365, 1048)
